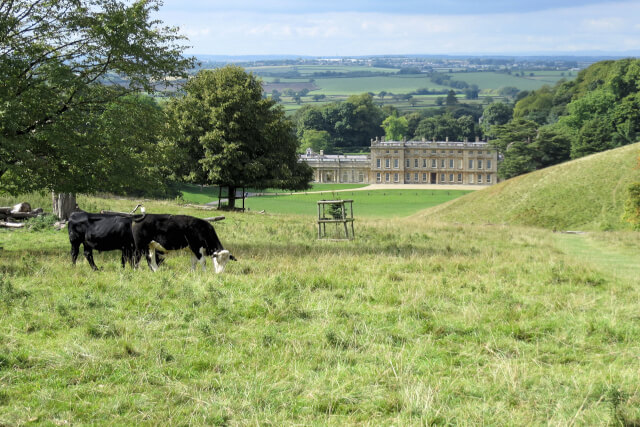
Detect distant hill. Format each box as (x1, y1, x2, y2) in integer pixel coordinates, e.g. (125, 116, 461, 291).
(422, 142, 640, 231)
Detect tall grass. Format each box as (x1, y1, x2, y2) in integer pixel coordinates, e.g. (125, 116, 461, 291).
(1, 195, 639, 424)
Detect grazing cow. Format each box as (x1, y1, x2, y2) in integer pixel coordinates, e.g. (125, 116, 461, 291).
(132, 213, 236, 273)
(68, 211, 138, 271)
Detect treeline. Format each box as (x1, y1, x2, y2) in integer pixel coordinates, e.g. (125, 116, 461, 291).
(293, 91, 486, 154)
(489, 58, 640, 179)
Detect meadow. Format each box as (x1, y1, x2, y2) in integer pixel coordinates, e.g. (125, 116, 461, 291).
(1, 190, 639, 425)
(245, 189, 473, 217)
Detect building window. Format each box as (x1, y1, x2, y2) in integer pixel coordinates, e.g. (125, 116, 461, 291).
(431, 149, 436, 154)
(449, 174, 454, 182)
(422, 159, 427, 168)
(470, 174, 474, 184)
(469, 159, 474, 169)
(385, 173, 390, 182)
(469, 150, 474, 155)
(459, 160, 463, 169)
(394, 173, 399, 182)
(441, 159, 445, 168)
(415, 159, 418, 168)
(440, 173, 445, 182)
(458, 150, 463, 154)
(478, 159, 483, 169)
(449, 159, 454, 168)
(394, 158, 399, 168)
(414, 173, 418, 181)
(477, 174, 483, 183)
(457, 173, 462, 182)
(385, 150, 389, 154)
(487, 160, 492, 169)
(385, 158, 390, 168)
(432, 159, 437, 168)
(423, 150, 427, 154)
(422, 173, 427, 182)
(376, 172, 381, 182)
(449, 150, 454, 154)
(405, 173, 410, 181)
(376, 158, 381, 168)
(406, 149, 411, 154)
(343, 172, 348, 182)
(487, 174, 491, 183)
(394, 150, 398, 154)
(406, 159, 410, 168)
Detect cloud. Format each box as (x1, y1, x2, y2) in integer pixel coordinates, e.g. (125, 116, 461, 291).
(155, 2, 640, 55)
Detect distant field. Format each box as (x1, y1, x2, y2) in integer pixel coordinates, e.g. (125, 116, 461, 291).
(246, 65, 399, 75)
(245, 189, 472, 217)
(177, 183, 369, 204)
(456, 71, 571, 92)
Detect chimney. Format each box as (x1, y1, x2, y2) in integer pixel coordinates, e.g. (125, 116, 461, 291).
(432, 137, 436, 143)
(319, 150, 324, 156)
(402, 137, 406, 142)
(381, 136, 385, 142)
(475, 136, 480, 142)
(422, 137, 426, 142)
(445, 136, 449, 142)
(464, 137, 468, 143)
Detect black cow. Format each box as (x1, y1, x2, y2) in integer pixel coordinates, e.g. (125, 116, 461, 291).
(68, 211, 137, 271)
(132, 213, 236, 273)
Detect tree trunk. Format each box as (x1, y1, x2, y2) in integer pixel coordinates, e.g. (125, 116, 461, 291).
(52, 192, 77, 220)
(227, 185, 236, 209)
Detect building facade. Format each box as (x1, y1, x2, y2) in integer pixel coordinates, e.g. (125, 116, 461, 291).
(300, 137, 498, 185)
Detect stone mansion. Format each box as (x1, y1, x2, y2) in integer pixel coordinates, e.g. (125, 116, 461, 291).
(300, 137, 498, 185)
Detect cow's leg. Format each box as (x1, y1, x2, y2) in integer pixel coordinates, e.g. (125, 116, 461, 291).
(83, 246, 99, 271)
(191, 253, 198, 271)
(188, 246, 207, 272)
(198, 247, 207, 272)
(70, 242, 81, 265)
(147, 246, 159, 272)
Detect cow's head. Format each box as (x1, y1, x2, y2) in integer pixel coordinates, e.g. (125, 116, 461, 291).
(212, 250, 236, 273)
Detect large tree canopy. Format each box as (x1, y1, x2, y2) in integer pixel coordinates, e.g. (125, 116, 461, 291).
(0, 0, 192, 195)
(167, 66, 312, 208)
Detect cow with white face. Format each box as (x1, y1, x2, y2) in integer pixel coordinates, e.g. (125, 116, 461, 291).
(132, 211, 236, 273)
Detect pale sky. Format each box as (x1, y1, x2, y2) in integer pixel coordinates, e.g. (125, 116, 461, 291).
(154, 0, 640, 56)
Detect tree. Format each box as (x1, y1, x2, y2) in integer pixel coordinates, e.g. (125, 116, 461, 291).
(271, 90, 282, 102)
(378, 91, 388, 100)
(464, 84, 480, 100)
(445, 90, 458, 106)
(312, 94, 326, 102)
(299, 130, 332, 153)
(0, 0, 192, 217)
(382, 114, 409, 141)
(481, 102, 513, 137)
(167, 66, 313, 209)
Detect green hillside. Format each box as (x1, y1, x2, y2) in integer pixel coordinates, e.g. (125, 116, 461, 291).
(424, 142, 640, 230)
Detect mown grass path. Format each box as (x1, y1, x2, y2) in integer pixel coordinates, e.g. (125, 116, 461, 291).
(554, 232, 640, 283)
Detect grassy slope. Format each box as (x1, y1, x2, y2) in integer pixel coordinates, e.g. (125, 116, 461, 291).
(424, 143, 640, 231)
(1, 195, 640, 424)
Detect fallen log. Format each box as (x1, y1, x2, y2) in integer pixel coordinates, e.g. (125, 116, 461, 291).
(203, 216, 225, 222)
(0, 212, 40, 220)
(99, 204, 144, 217)
(0, 221, 24, 228)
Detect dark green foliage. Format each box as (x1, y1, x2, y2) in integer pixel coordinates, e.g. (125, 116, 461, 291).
(0, 0, 193, 195)
(166, 66, 313, 208)
(292, 93, 385, 151)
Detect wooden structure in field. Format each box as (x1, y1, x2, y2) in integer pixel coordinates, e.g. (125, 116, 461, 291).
(317, 199, 354, 240)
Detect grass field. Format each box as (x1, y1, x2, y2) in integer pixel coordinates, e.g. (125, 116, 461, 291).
(177, 183, 369, 205)
(1, 192, 640, 425)
(245, 189, 472, 217)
